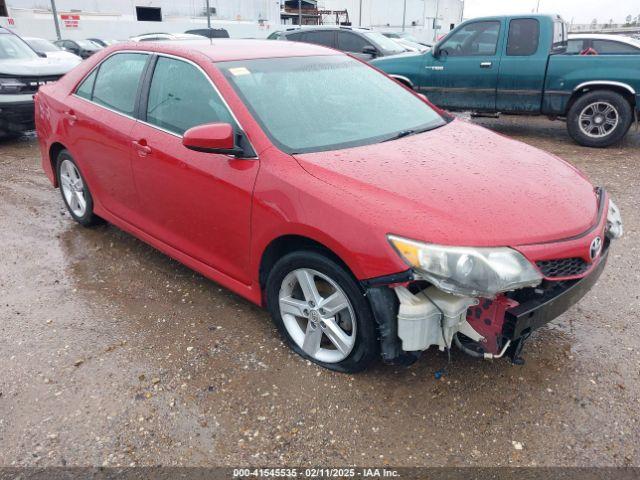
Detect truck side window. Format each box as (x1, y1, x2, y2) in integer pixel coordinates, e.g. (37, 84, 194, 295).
(506, 19, 539, 56)
(439, 21, 500, 57)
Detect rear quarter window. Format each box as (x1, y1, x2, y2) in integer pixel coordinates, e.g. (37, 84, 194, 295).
(75, 69, 97, 100)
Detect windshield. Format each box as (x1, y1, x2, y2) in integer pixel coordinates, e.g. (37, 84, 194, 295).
(77, 40, 99, 49)
(362, 31, 406, 53)
(0, 34, 39, 60)
(219, 55, 445, 154)
(25, 38, 60, 52)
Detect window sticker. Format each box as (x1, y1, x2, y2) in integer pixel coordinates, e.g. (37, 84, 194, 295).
(229, 67, 251, 76)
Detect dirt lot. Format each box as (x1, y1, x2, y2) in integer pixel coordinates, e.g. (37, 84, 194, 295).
(0, 117, 638, 468)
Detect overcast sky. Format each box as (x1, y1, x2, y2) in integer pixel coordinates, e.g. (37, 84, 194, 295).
(463, 0, 639, 24)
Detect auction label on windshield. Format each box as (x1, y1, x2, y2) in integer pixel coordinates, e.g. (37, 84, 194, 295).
(229, 67, 251, 76)
(233, 468, 400, 478)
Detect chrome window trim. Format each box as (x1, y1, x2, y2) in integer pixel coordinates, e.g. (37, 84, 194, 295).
(71, 49, 259, 159)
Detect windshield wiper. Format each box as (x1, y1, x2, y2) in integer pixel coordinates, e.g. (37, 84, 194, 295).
(382, 129, 416, 142)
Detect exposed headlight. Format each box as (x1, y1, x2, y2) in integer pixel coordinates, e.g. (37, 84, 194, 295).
(388, 235, 543, 298)
(0, 78, 27, 94)
(606, 199, 623, 239)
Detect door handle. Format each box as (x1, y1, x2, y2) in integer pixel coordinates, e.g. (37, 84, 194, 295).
(64, 110, 77, 123)
(480, 61, 493, 68)
(132, 139, 152, 156)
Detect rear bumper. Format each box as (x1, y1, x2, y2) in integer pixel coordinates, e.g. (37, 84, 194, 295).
(503, 243, 609, 340)
(0, 100, 35, 133)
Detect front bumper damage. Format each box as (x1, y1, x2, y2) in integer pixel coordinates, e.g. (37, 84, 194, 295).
(365, 243, 609, 365)
(363, 189, 617, 365)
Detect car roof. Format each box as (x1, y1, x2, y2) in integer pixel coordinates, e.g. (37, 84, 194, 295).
(113, 38, 342, 61)
(568, 33, 640, 46)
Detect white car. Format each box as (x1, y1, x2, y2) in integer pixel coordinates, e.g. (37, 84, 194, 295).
(381, 31, 432, 52)
(567, 34, 640, 54)
(129, 32, 205, 42)
(0, 28, 80, 138)
(23, 37, 83, 62)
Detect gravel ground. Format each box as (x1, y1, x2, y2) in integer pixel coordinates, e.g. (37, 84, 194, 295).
(0, 117, 638, 468)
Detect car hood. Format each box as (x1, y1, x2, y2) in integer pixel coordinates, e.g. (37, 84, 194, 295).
(44, 51, 82, 63)
(293, 120, 598, 247)
(0, 57, 79, 75)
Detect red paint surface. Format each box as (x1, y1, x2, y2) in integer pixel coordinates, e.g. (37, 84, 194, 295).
(36, 41, 604, 306)
(466, 295, 519, 355)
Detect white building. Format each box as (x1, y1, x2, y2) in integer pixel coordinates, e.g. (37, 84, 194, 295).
(319, 0, 465, 42)
(0, 0, 463, 42)
(0, 0, 282, 40)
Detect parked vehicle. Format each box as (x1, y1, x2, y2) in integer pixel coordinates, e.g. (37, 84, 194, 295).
(372, 14, 640, 147)
(35, 40, 623, 372)
(382, 31, 432, 51)
(87, 38, 120, 47)
(129, 33, 203, 42)
(185, 28, 230, 39)
(23, 37, 82, 62)
(566, 34, 640, 54)
(0, 27, 80, 138)
(268, 26, 407, 60)
(53, 39, 102, 59)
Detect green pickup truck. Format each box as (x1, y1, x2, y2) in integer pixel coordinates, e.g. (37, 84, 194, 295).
(372, 14, 640, 147)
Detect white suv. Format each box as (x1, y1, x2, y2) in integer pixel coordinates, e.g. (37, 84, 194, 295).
(0, 27, 80, 138)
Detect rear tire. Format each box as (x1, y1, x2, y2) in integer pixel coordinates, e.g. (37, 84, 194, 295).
(265, 250, 378, 373)
(566, 90, 633, 148)
(55, 149, 101, 227)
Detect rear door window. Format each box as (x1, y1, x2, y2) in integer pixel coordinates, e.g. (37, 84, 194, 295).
(506, 18, 539, 56)
(91, 53, 148, 116)
(145, 56, 234, 135)
(304, 30, 336, 48)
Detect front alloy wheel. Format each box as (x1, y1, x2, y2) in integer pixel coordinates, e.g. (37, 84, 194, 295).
(266, 250, 378, 372)
(279, 268, 356, 363)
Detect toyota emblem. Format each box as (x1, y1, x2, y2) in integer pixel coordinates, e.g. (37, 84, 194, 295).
(589, 236, 602, 261)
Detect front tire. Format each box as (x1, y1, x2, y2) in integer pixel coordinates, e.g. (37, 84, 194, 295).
(566, 90, 633, 148)
(265, 250, 378, 373)
(56, 149, 101, 227)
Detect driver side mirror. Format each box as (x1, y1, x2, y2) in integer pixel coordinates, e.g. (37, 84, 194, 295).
(362, 45, 378, 57)
(36, 51, 47, 58)
(183, 123, 244, 156)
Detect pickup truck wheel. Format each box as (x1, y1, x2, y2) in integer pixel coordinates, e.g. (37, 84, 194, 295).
(567, 90, 632, 147)
(265, 250, 378, 373)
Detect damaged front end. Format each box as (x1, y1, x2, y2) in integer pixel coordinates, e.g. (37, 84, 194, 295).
(364, 193, 621, 366)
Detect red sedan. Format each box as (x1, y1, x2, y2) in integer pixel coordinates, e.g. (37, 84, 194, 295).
(35, 40, 623, 372)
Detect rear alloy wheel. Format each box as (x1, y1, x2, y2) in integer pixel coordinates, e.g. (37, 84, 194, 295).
(56, 150, 101, 226)
(567, 90, 632, 148)
(266, 251, 378, 372)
